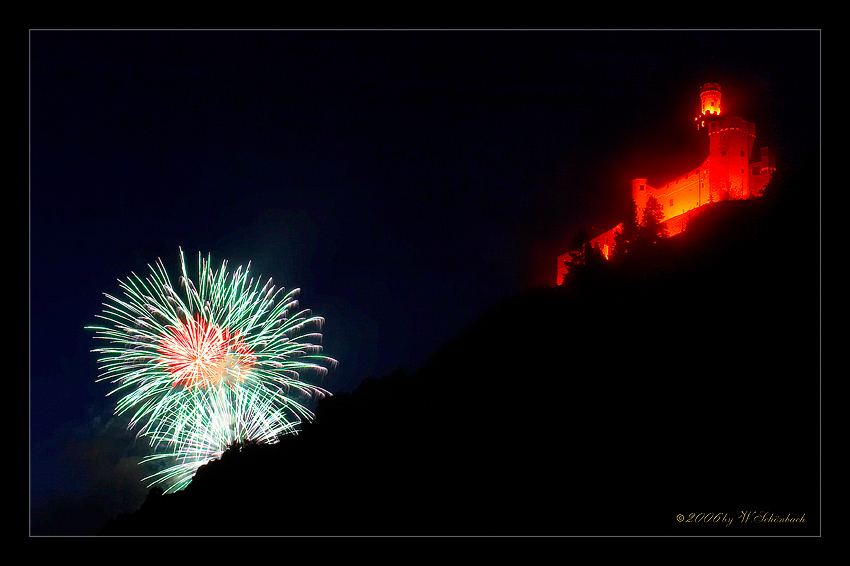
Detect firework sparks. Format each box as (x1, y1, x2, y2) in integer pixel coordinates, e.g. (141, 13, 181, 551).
(88, 248, 336, 492)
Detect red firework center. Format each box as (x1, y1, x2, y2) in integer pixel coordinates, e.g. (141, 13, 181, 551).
(159, 314, 257, 388)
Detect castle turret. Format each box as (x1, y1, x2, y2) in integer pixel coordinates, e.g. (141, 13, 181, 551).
(695, 83, 722, 130)
(631, 177, 649, 223)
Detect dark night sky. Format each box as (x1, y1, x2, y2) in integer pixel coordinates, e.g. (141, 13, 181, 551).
(29, 30, 820, 535)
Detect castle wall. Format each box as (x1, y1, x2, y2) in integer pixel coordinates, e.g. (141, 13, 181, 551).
(588, 223, 623, 260)
(556, 250, 571, 286)
(556, 222, 623, 285)
(648, 158, 710, 225)
(632, 117, 762, 234)
(748, 146, 776, 197)
(660, 206, 705, 237)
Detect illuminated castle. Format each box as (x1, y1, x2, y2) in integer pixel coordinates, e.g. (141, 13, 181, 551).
(556, 82, 776, 285)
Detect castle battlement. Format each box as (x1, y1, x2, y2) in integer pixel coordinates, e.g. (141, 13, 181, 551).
(557, 83, 775, 286)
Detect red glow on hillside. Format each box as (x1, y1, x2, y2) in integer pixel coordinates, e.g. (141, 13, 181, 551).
(159, 314, 256, 388)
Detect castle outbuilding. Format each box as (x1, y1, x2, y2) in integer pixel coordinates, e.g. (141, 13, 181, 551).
(556, 82, 776, 286)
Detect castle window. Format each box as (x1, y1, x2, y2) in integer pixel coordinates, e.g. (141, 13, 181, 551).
(639, 184, 645, 191)
(741, 150, 745, 157)
(669, 199, 674, 207)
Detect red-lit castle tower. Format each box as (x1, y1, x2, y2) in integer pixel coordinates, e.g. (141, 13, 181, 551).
(556, 82, 776, 285)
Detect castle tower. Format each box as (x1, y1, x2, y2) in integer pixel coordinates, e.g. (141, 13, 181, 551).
(631, 177, 649, 222)
(695, 83, 756, 202)
(707, 116, 756, 201)
(695, 82, 722, 130)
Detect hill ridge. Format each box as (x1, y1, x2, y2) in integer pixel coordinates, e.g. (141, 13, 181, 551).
(99, 156, 820, 536)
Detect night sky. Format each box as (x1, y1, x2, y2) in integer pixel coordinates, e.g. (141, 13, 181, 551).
(29, 30, 820, 535)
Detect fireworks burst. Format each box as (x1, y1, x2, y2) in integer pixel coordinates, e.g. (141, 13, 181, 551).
(88, 248, 336, 492)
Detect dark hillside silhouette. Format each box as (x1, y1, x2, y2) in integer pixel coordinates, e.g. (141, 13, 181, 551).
(100, 151, 819, 536)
